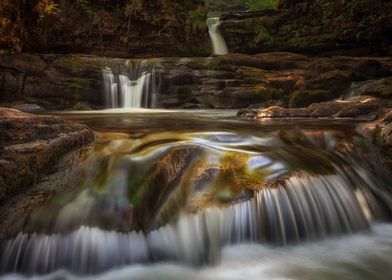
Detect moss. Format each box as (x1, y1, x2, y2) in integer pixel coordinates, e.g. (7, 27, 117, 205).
(175, 86, 194, 95)
(380, 88, 392, 98)
(380, 77, 392, 85)
(222, 0, 391, 55)
(70, 77, 90, 91)
(237, 66, 267, 77)
(288, 89, 333, 108)
(255, 84, 282, 101)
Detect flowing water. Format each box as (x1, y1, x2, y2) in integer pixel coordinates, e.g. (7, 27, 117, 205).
(207, 18, 229, 55)
(0, 110, 391, 279)
(342, 79, 378, 100)
(102, 60, 162, 108)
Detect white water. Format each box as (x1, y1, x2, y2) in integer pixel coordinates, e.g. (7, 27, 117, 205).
(207, 18, 229, 55)
(102, 60, 160, 108)
(0, 173, 382, 274)
(2, 223, 392, 280)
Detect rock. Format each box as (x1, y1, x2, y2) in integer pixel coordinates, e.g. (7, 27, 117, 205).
(0, 108, 94, 201)
(12, 103, 42, 112)
(238, 97, 387, 120)
(220, 1, 391, 56)
(352, 77, 392, 98)
(359, 110, 392, 147)
(72, 101, 93, 111)
(288, 89, 334, 108)
(1, 53, 391, 110)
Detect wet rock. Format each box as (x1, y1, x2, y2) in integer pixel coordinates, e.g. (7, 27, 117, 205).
(351, 77, 392, 98)
(0, 54, 104, 110)
(359, 110, 392, 147)
(73, 101, 93, 111)
(238, 97, 387, 120)
(288, 89, 335, 108)
(1, 53, 391, 110)
(0, 108, 94, 201)
(0, 146, 90, 238)
(131, 145, 201, 230)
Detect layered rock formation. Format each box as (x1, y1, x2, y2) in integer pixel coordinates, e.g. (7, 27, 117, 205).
(237, 96, 389, 120)
(1, 53, 391, 109)
(0, 108, 94, 201)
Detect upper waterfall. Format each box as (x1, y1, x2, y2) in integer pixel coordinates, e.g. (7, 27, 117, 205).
(207, 17, 229, 55)
(102, 59, 161, 109)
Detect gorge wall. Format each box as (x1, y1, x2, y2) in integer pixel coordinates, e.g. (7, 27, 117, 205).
(1, 53, 391, 110)
(220, 0, 392, 56)
(1, 1, 391, 58)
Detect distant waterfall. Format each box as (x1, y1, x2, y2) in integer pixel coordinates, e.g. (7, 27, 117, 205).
(1, 173, 385, 274)
(102, 60, 161, 108)
(207, 17, 229, 55)
(343, 79, 378, 100)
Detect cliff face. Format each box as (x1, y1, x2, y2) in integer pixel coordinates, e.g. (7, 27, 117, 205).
(1, 1, 390, 57)
(221, 0, 392, 56)
(0, 0, 209, 57)
(1, 53, 391, 110)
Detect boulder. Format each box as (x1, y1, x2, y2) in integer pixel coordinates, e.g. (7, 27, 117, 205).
(0, 108, 94, 201)
(238, 97, 388, 120)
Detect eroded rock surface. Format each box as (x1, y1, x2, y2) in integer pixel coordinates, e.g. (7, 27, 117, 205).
(0, 108, 94, 201)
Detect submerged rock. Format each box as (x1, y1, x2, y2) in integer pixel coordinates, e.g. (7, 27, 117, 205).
(0, 108, 94, 201)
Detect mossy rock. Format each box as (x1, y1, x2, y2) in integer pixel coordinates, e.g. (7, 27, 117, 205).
(175, 86, 194, 96)
(255, 84, 283, 101)
(379, 77, 392, 98)
(380, 77, 392, 85)
(288, 89, 334, 108)
(237, 66, 267, 77)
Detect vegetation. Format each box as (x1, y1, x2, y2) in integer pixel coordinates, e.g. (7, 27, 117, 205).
(204, 0, 278, 13)
(0, 0, 207, 54)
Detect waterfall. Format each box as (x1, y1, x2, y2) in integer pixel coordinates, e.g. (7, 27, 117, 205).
(343, 79, 378, 100)
(207, 17, 229, 55)
(0, 173, 385, 274)
(102, 60, 161, 108)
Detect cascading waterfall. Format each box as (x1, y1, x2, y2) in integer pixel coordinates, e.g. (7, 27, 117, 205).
(207, 17, 229, 55)
(1, 116, 391, 278)
(0, 173, 384, 274)
(102, 60, 161, 108)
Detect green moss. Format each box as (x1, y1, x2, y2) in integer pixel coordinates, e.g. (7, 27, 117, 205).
(237, 66, 267, 77)
(380, 88, 392, 98)
(255, 84, 282, 101)
(380, 77, 392, 85)
(288, 89, 333, 108)
(70, 77, 90, 90)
